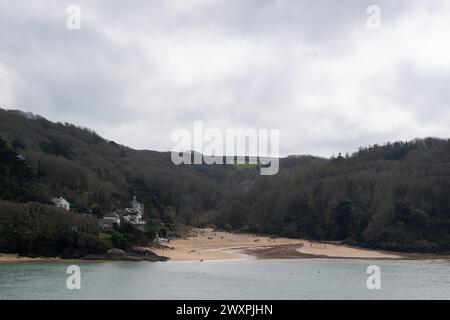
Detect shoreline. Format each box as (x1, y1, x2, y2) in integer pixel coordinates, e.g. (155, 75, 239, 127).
(0, 253, 62, 264)
(153, 228, 449, 262)
(2, 228, 450, 263)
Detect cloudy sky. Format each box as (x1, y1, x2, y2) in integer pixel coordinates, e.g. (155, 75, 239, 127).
(0, 0, 449, 157)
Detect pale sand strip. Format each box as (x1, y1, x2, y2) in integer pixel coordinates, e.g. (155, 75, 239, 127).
(297, 242, 401, 259)
(153, 228, 400, 261)
(0, 253, 59, 263)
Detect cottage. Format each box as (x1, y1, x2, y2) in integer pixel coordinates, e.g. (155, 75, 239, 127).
(51, 196, 70, 211)
(121, 196, 146, 229)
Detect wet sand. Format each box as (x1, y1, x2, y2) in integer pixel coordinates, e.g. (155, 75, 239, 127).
(153, 228, 401, 261)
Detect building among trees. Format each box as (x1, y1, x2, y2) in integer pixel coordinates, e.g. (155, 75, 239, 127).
(122, 196, 146, 228)
(51, 196, 70, 211)
(99, 212, 121, 228)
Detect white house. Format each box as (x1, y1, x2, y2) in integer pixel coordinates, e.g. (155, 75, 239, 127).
(121, 196, 146, 229)
(131, 196, 144, 213)
(122, 208, 143, 223)
(51, 196, 70, 211)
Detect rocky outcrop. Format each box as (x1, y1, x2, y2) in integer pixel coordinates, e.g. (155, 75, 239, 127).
(82, 248, 168, 262)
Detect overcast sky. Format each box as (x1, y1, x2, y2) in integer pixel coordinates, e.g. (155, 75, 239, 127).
(0, 0, 449, 157)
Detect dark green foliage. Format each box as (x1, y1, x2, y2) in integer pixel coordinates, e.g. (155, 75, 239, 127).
(114, 222, 150, 247)
(108, 230, 127, 250)
(409, 209, 429, 231)
(11, 138, 25, 150)
(144, 222, 159, 240)
(0, 137, 47, 202)
(144, 220, 169, 239)
(0, 201, 108, 257)
(39, 139, 73, 158)
(159, 225, 169, 238)
(395, 200, 412, 223)
(330, 200, 354, 240)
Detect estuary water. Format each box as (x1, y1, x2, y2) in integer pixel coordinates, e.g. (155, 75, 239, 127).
(0, 259, 449, 299)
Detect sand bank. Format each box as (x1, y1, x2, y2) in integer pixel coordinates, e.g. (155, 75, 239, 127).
(0, 253, 59, 263)
(153, 228, 401, 261)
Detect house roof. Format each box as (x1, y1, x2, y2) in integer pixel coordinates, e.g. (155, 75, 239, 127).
(51, 197, 69, 205)
(125, 208, 141, 215)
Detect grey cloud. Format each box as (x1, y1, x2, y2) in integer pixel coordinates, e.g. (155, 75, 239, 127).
(0, 0, 449, 156)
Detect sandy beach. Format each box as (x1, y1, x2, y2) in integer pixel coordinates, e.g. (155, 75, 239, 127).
(9, 229, 450, 263)
(153, 228, 401, 261)
(6, 228, 447, 263)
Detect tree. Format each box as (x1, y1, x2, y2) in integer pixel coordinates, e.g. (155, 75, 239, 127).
(394, 200, 412, 224)
(144, 221, 159, 240)
(159, 225, 169, 238)
(11, 138, 25, 150)
(109, 231, 127, 250)
(409, 209, 429, 232)
(331, 200, 354, 240)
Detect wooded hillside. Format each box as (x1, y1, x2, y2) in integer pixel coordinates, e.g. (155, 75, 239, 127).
(1, 108, 449, 254)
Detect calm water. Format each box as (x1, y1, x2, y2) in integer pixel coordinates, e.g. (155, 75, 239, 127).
(1, 259, 449, 299)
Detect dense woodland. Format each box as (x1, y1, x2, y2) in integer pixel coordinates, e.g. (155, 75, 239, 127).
(0, 108, 449, 256)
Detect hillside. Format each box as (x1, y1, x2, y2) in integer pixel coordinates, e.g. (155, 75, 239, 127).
(0, 108, 237, 222)
(0, 108, 450, 255)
